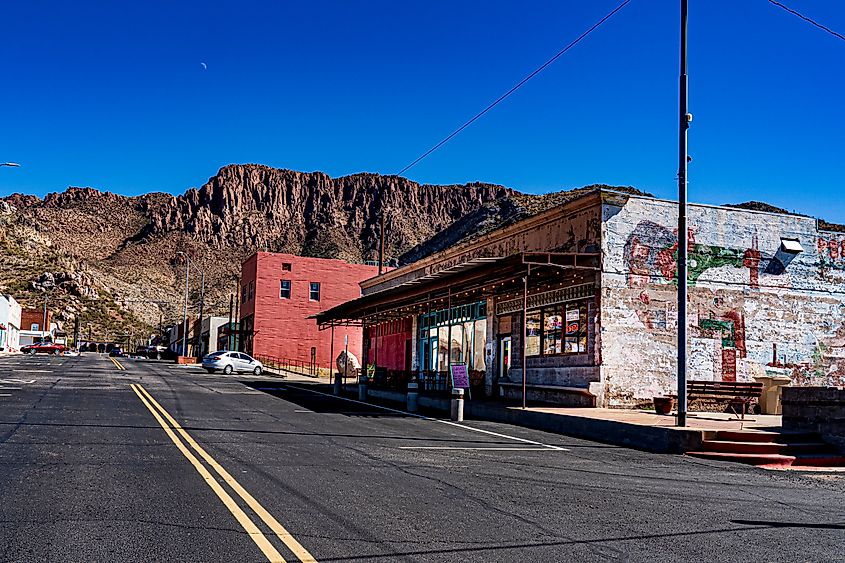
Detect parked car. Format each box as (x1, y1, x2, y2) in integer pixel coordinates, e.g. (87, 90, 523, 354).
(21, 342, 67, 356)
(108, 347, 124, 357)
(202, 351, 263, 375)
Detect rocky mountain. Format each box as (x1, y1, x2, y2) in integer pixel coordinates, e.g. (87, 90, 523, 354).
(0, 164, 514, 340)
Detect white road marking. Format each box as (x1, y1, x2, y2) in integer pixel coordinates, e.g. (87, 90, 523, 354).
(285, 385, 568, 451)
(294, 409, 315, 413)
(399, 446, 557, 451)
(1, 379, 36, 384)
(0, 394, 11, 397)
(12, 370, 49, 373)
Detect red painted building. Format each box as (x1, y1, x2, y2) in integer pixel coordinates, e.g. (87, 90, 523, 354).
(239, 252, 381, 369)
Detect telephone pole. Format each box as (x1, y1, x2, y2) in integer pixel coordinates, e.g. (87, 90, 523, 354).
(677, 0, 690, 427)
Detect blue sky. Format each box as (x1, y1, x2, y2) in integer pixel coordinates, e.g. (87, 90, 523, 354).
(1, 1, 843, 221)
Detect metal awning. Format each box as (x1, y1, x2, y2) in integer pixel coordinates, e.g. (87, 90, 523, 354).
(314, 252, 600, 327)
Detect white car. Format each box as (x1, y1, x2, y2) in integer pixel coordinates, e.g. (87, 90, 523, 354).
(202, 351, 263, 375)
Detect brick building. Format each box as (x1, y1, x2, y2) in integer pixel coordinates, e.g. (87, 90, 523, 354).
(239, 252, 381, 369)
(317, 188, 845, 407)
(21, 308, 51, 332)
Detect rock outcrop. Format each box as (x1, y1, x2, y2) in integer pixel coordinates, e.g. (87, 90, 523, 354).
(143, 165, 514, 262)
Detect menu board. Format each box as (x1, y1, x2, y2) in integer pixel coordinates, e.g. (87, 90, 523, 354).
(450, 362, 470, 389)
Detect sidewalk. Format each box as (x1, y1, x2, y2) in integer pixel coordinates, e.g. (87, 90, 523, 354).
(281, 380, 783, 454)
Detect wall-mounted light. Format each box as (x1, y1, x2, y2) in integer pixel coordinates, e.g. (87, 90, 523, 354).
(780, 238, 803, 254)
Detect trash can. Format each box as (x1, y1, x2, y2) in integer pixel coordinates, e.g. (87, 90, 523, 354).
(753, 374, 792, 415)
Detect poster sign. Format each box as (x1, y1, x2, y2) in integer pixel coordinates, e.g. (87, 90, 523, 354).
(450, 362, 470, 389)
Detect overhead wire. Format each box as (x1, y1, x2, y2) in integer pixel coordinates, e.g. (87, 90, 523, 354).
(767, 0, 845, 43)
(395, 0, 632, 176)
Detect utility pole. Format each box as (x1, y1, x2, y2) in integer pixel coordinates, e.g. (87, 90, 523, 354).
(178, 252, 190, 358)
(378, 212, 385, 275)
(677, 0, 690, 427)
(233, 276, 241, 351)
(197, 270, 205, 357)
(227, 294, 233, 351)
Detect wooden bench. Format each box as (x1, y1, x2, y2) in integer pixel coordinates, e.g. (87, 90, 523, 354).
(686, 380, 763, 419)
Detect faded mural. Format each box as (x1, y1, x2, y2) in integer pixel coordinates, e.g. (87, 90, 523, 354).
(600, 195, 845, 406)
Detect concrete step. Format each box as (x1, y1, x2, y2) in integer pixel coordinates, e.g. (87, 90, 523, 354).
(713, 430, 821, 444)
(701, 440, 834, 455)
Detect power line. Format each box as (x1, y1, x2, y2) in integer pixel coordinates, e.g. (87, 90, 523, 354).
(395, 0, 632, 177)
(767, 0, 845, 43)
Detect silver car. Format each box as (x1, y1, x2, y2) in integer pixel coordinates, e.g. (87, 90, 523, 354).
(202, 351, 263, 375)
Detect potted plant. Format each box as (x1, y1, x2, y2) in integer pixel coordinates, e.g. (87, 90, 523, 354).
(653, 396, 674, 415)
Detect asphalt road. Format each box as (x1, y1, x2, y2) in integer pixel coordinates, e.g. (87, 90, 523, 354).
(0, 354, 842, 562)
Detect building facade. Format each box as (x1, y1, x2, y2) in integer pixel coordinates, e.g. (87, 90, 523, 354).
(18, 308, 57, 347)
(239, 252, 381, 368)
(317, 189, 845, 407)
(0, 294, 21, 352)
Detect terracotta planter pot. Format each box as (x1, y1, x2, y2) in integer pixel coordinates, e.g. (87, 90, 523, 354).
(653, 396, 674, 415)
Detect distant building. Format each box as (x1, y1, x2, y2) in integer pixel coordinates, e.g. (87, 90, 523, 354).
(197, 316, 228, 357)
(0, 295, 21, 352)
(239, 252, 381, 368)
(18, 307, 59, 347)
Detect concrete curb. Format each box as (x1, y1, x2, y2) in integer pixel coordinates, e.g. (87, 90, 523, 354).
(285, 382, 703, 454)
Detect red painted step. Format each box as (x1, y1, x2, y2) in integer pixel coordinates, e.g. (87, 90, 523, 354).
(686, 451, 796, 466)
(713, 430, 819, 443)
(701, 440, 834, 455)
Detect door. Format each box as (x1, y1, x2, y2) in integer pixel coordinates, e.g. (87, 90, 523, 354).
(236, 353, 253, 372)
(498, 337, 511, 382)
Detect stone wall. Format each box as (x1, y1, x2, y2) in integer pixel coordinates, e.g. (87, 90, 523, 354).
(782, 387, 845, 449)
(599, 193, 845, 406)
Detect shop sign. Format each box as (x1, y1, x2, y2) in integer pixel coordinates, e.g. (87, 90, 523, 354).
(450, 362, 470, 389)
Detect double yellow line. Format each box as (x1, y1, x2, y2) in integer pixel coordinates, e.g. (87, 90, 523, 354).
(130, 383, 317, 563)
(110, 357, 126, 370)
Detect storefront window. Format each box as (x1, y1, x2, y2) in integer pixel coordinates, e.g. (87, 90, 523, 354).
(450, 324, 463, 364)
(473, 319, 487, 371)
(437, 326, 449, 371)
(543, 310, 562, 355)
(419, 301, 488, 373)
(525, 300, 589, 356)
(564, 302, 588, 354)
(525, 311, 541, 357)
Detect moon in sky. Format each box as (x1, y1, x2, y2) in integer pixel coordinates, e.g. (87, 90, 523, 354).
(200, 62, 207, 70)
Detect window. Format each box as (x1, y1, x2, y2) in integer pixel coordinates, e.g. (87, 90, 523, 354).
(241, 286, 247, 304)
(282, 263, 292, 271)
(280, 279, 291, 299)
(309, 282, 320, 301)
(525, 300, 589, 356)
(248, 281, 255, 301)
(564, 302, 588, 354)
(525, 311, 541, 357)
(31, 323, 40, 331)
(543, 310, 562, 355)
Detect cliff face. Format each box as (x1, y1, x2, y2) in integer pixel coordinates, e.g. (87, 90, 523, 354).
(0, 164, 516, 336)
(144, 165, 514, 262)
